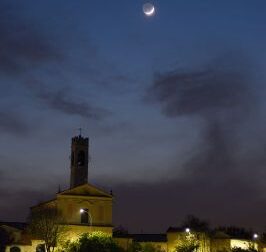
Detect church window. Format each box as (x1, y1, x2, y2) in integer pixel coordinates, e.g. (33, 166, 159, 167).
(10, 247, 21, 252)
(77, 151, 85, 166)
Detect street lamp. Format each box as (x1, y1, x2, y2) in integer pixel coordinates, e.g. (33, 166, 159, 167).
(185, 228, 190, 233)
(80, 208, 93, 225)
(253, 233, 258, 239)
(252, 233, 259, 251)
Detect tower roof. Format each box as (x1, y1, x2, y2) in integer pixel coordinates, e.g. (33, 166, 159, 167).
(71, 135, 89, 144)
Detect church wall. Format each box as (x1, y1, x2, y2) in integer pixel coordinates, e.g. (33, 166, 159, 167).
(56, 195, 112, 226)
(230, 239, 258, 250)
(5, 245, 33, 252)
(5, 240, 44, 252)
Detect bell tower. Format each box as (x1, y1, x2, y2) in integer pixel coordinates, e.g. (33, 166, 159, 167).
(70, 134, 89, 188)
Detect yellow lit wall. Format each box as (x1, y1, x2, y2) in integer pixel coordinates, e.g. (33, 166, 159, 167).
(230, 239, 258, 250)
(57, 195, 112, 226)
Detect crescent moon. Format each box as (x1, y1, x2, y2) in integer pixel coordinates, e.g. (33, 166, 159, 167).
(144, 6, 155, 16)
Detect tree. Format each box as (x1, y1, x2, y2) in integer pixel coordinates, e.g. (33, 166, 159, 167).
(181, 215, 209, 232)
(128, 241, 142, 252)
(63, 231, 124, 252)
(27, 206, 66, 252)
(175, 232, 199, 252)
(178, 215, 209, 252)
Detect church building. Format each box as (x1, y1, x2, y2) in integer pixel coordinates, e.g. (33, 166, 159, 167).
(31, 135, 113, 239)
(2, 135, 113, 252)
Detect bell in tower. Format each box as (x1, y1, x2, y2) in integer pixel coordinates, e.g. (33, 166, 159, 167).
(70, 134, 89, 188)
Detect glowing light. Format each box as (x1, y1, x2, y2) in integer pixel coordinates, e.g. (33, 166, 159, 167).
(253, 233, 258, 239)
(80, 209, 85, 213)
(143, 3, 155, 16)
(185, 228, 190, 233)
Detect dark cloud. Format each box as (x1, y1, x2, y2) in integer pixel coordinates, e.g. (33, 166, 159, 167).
(24, 79, 110, 120)
(0, 1, 62, 75)
(148, 54, 253, 117)
(0, 1, 123, 123)
(0, 2, 111, 122)
(137, 53, 266, 231)
(38, 90, 109, 120)
(148, 53, 258, 178)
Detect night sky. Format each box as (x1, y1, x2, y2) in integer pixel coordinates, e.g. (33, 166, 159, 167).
(1, 0, 266, 233)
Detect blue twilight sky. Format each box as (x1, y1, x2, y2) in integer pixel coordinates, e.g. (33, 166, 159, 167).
(1, 0, 266, 232)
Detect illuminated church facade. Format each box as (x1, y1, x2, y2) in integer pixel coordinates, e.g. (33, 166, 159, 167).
(31, 135, 113, 238)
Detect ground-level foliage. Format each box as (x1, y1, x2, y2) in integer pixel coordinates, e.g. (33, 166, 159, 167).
(180, 215, 209, 233)
(174, 232, 199, 252)
(62, 231, 124, 252)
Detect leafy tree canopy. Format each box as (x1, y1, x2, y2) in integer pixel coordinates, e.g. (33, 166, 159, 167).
(180, 215, 209, 232)
(63, 232, 124, 252)
(28, 206, 66, 252)
(175, 231, 199, 252)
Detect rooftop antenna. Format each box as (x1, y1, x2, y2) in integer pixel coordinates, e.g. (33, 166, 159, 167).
(78, 128, 82, 137)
